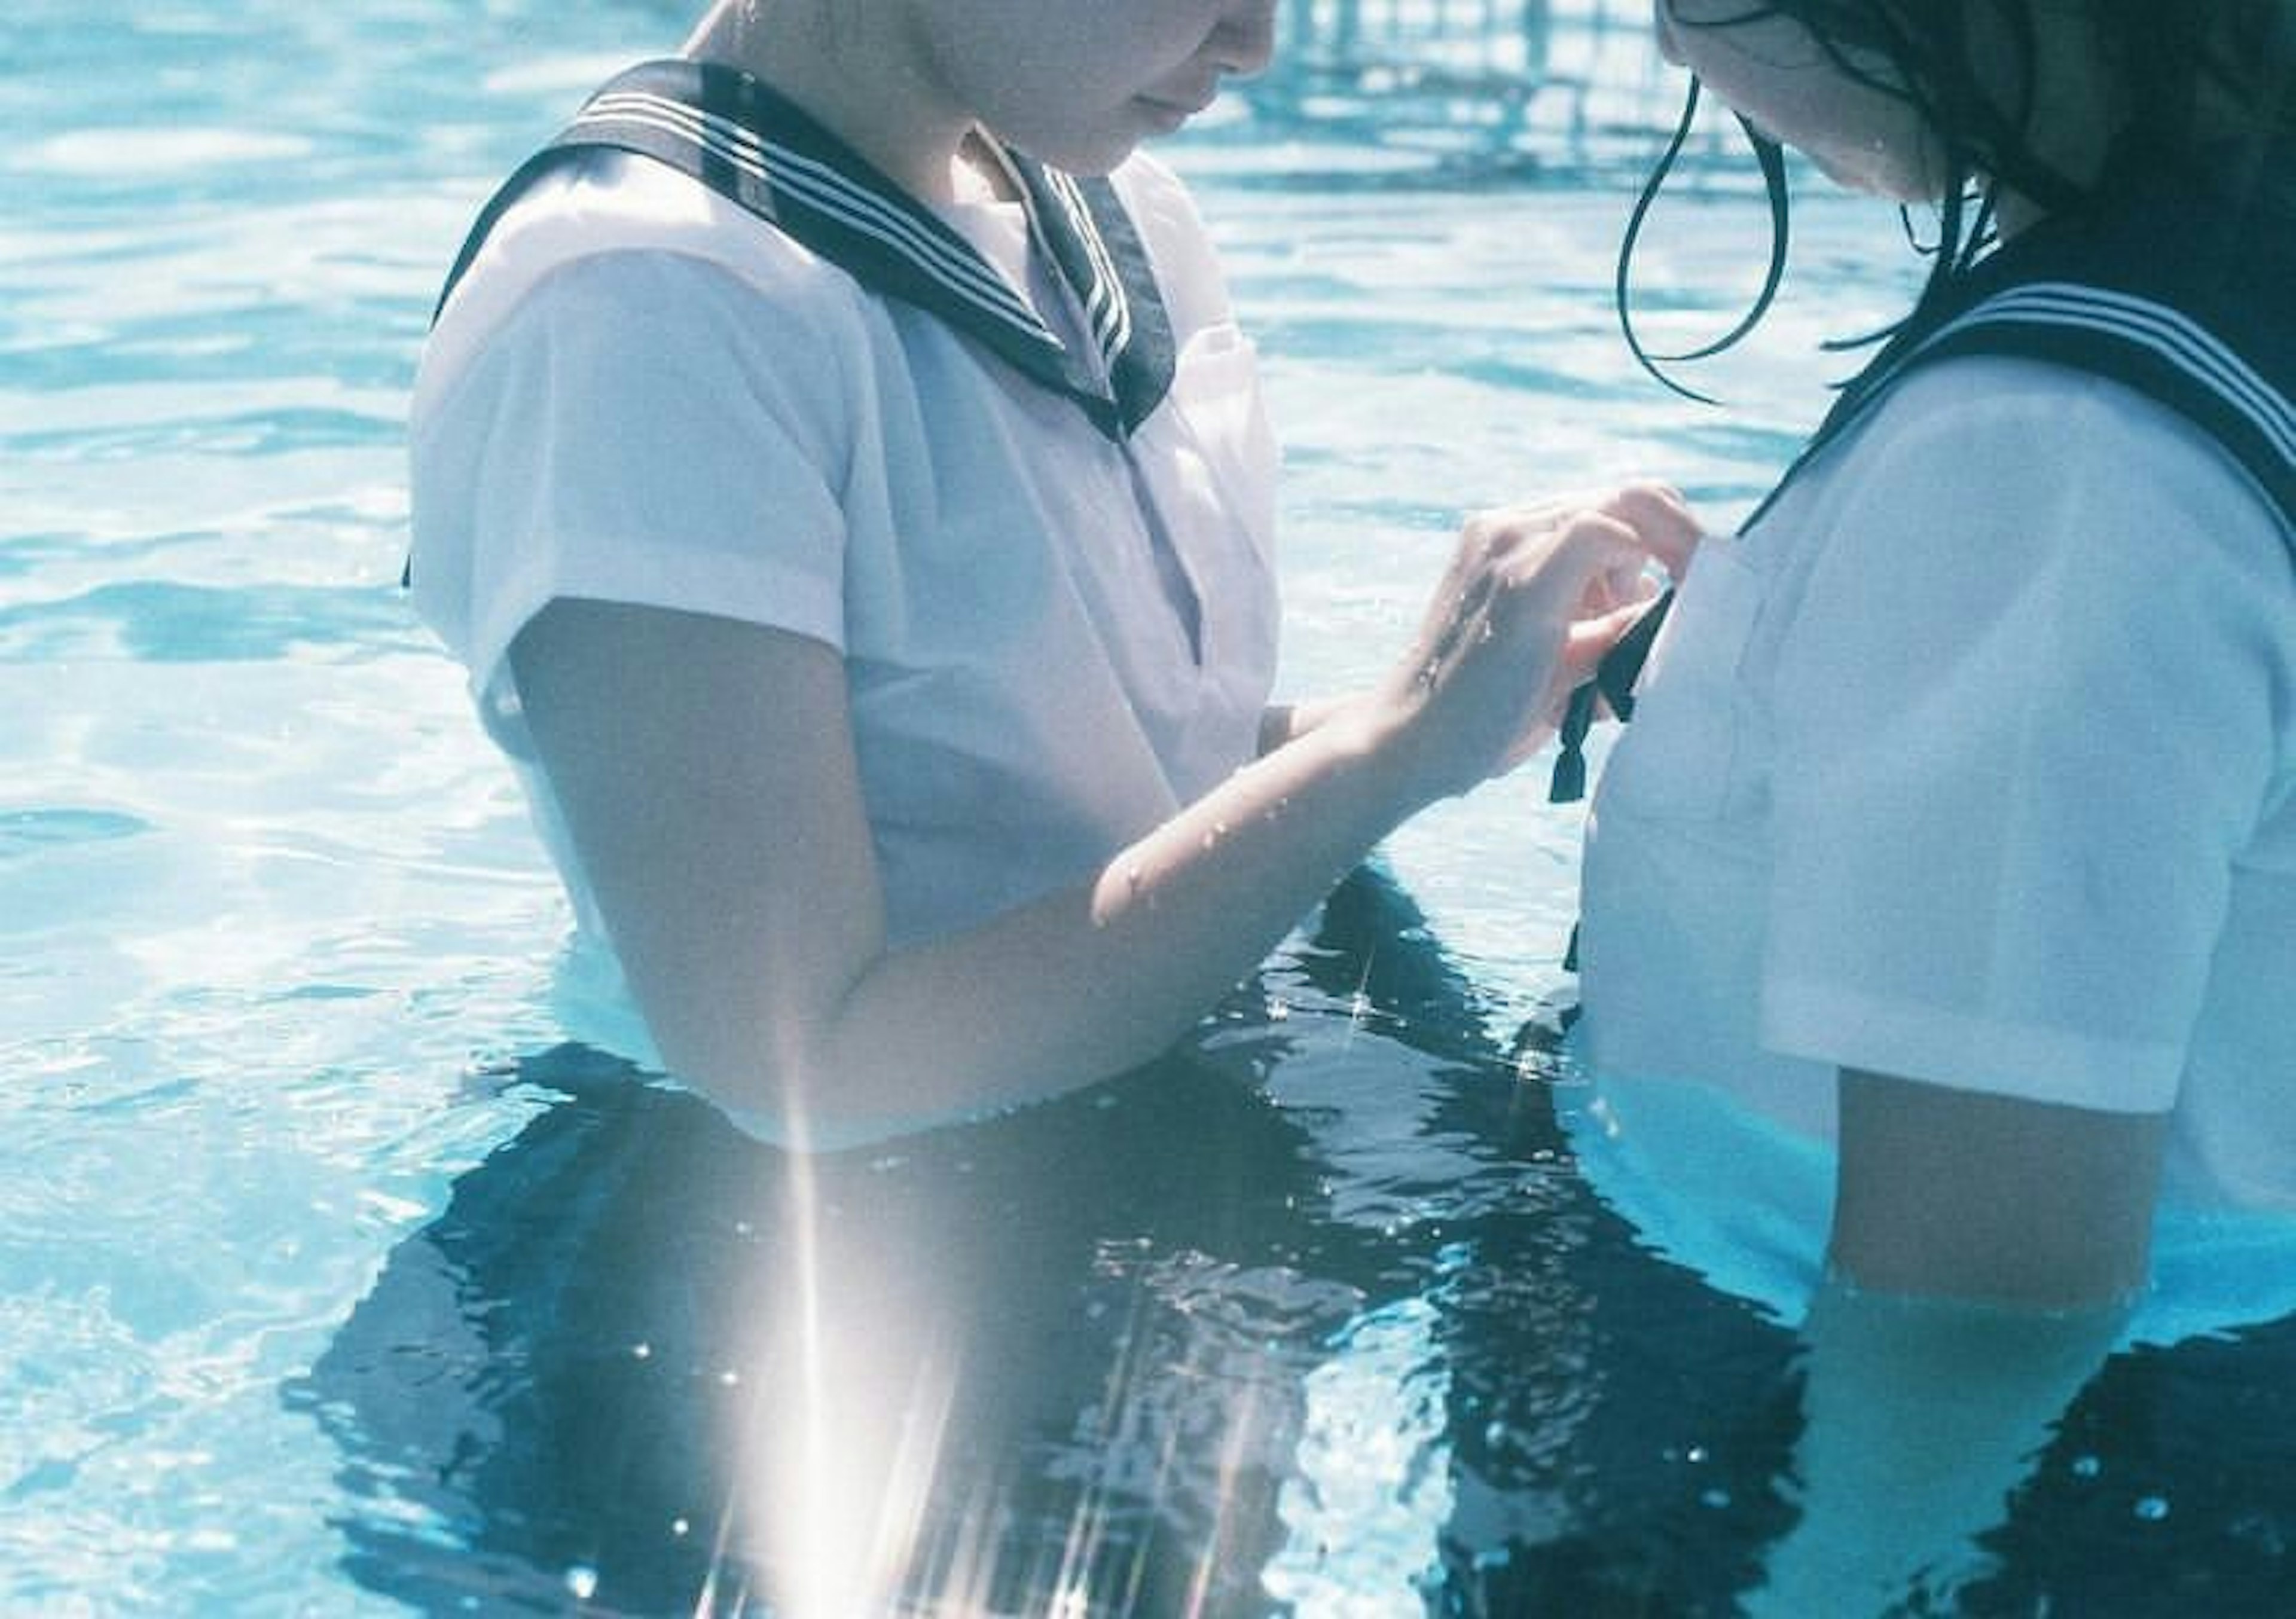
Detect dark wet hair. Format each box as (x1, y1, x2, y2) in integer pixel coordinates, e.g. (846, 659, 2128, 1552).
(1619, 1, 2296, 396)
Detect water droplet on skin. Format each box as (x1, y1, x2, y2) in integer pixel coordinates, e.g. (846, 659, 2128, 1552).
(671, 1518, 690, 1538)
(565, 1565, 599, 1600)
(631, 1342, 651, 1360)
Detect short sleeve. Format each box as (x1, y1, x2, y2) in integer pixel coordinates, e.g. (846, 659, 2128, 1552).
(409, 249, 853, 746)
(1759, 361, 2291, 1112)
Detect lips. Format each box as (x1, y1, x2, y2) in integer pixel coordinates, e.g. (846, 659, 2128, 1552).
(1130, 97, 1200, 133)
(1139, 85, 1219, 121)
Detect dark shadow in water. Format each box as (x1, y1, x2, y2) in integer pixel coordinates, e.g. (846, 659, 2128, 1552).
(291, 867, 1453, 1612)
(288, 863, 2296, 1617)
(288, 866, 1799, 1615)
(1955, 1317, 2296, 1617)
(293, 1020, 1341, 1614)
(1292, 881, 1803, 1618)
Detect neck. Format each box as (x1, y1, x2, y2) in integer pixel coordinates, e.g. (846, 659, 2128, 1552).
(1992, 187, 2048, 240)
(1978, 8, 2122, 242)
(680, 0, 974, 203)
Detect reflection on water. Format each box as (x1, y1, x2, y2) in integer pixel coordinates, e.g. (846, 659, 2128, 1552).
(290, 870, 1801, 1614)
(1260, 0, 1699, 172)
(290, 862, 2296, 1613)
(10, 0, 2296, 1608)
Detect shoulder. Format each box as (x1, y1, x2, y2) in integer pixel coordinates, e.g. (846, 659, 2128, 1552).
(419, 151, 873, 407)
(1815, 355, 2289, 592)
(1761, 355, 2293, 784)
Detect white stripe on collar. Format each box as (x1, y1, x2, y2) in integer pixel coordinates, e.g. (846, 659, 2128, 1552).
(1919, 282, 2296, 464)
(572, 90, 1051, 344)
(1039, 167, 1131, 365)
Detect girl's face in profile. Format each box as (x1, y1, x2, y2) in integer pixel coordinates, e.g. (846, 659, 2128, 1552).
(938, 0, 1279, 175)
(1652, 0, 1941, 200)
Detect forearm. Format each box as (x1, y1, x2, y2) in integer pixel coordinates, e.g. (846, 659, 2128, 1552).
(1257, 694, 1358, 755)
(1745, 1069, 2164, 1607)
(792, 702, 1428, 1138)
(532, 489, 1699, 1147)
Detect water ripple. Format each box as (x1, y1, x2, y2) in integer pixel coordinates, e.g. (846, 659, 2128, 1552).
(0, 582, 410, 662)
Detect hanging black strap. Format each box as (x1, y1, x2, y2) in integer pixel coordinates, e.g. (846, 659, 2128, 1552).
(1548, 586, 1674, 804)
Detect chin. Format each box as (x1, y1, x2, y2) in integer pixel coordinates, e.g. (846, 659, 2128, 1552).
(981, 113, 1141, 177)
(1814, 150, 1930, 203)
(1058, 134, 1142, 177)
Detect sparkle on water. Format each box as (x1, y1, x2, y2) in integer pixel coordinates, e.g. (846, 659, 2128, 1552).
(7, 2, 2295, 1614)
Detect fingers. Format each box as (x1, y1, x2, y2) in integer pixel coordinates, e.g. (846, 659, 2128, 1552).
(1595, 481, 1703, 576)
(1466, 481, 1706, 587)
(1494, 510, 1644, 630)
(1555, 594, 1656, 694)
(1380, 482, 1706, 801)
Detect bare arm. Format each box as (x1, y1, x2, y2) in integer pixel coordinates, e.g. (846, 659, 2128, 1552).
(1753, 1269, 2130, 1613)
(1257, 695, 1355, 756)
(1747, 1070, 2168, 1610)
(1830, 1068, 2168, 1309)
(515, 487, 1697, 1147)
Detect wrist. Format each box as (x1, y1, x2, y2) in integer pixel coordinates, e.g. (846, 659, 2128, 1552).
(1315, 689, 1449, 818)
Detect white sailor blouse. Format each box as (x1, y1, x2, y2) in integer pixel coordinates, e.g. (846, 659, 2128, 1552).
(1578, 160, 2296, 1215)
(409, 60, 1281, 952)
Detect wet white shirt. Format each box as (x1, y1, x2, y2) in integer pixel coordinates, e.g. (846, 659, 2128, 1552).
(1578, 357, 2296, 1215)
(409, 146, 1280, 954)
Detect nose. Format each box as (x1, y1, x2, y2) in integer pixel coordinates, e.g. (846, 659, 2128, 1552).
(1211, 0, 1278, 78)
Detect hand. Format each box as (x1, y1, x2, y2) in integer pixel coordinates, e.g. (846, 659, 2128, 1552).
(1372, 484, 1701, 802)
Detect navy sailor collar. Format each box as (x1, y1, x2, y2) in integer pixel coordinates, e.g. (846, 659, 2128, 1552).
(1755, 169, 2296, 541)
(1550, 167, 2296, 810)
(436, 57, 1178, 440)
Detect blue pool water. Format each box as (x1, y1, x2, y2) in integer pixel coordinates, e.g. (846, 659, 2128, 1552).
(7, 4, 2295, 1614)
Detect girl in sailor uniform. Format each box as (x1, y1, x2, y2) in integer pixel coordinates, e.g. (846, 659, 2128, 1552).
(1568, 2, 2296, 1604)
(407, 0, 1694, 1148)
